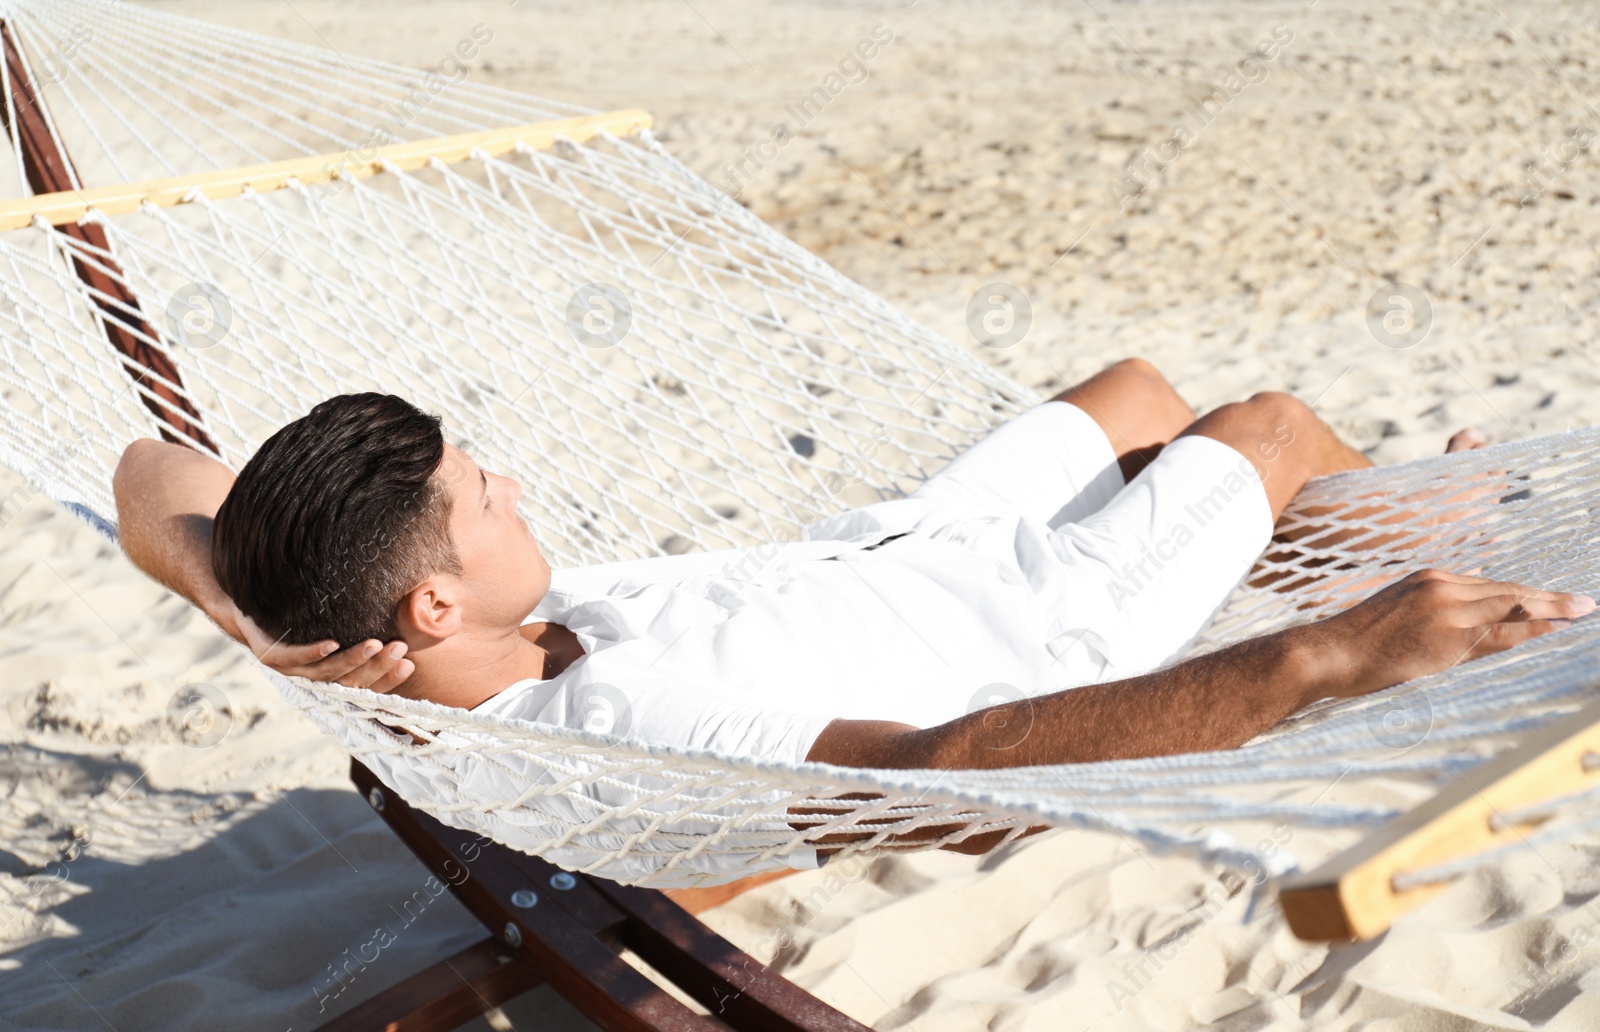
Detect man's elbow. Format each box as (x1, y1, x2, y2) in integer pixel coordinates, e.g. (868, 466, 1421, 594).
(112, 437, 177, 550)
(112, 438, 162, 502)
(804, 718, 929, 769)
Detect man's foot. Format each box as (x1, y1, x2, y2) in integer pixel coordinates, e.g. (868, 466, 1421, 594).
(1446, 427, 1490, 453)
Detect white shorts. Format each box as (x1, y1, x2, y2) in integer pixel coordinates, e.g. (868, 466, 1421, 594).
(906, 401, 1275, 685)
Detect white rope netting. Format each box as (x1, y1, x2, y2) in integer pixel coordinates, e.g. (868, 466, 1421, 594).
(1, 0, 1598, 889)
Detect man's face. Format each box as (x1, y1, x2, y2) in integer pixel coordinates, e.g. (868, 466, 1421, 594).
(437, 442, 551, 629)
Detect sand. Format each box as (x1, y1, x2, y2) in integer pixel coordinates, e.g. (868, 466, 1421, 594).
(5, 0, 1600, 1028)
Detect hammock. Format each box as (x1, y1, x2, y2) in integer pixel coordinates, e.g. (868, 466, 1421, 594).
(1, 0, 1598, 893)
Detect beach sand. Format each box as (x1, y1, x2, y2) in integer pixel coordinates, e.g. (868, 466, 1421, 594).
(4, 0, 1600, 1028)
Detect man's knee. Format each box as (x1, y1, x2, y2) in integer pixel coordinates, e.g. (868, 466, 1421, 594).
(1106, 356, 1167, 387)
(1105, 358, 1190, 422)
(1243, 390, 1312, 429)
(1188, 391, 1314, 459)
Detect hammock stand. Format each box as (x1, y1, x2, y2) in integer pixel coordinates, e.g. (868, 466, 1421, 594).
(311, 760, 863, 1032)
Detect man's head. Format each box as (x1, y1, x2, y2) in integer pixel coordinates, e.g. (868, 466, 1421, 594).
(213, 393, 549, 650)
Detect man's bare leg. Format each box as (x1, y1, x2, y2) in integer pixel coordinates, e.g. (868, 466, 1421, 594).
(1056, 371, 1489, 534)
(1050, 358, 1195, 482)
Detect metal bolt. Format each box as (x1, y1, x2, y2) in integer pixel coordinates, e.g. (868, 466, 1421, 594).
(549, 872, 577, 891)
(511, 889, 539, 908)
(503, 922, 522, 948)
(367, 787, 385, 812)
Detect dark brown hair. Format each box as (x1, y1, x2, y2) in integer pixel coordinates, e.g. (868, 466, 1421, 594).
(212, 393, 462, 649)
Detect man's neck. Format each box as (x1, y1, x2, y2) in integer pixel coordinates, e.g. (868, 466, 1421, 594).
(396, 624, 548, 710)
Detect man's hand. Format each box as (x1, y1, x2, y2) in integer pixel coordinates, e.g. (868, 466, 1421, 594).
(1310, 568, 1594, 701)
(231, 604, 415, 692)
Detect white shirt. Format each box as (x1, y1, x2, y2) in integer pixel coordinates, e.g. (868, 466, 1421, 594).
(473, 495, 1088, 768)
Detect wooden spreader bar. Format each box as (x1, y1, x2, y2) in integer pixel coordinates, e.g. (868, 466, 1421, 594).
(0, 107, 653, 232)
(1280, 694, 1600, 942)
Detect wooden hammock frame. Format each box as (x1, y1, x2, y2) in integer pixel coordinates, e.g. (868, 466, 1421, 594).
(1279, 694, 1600, 942)
(0, 107, 653, 231)
(313, 761, 861, 1032)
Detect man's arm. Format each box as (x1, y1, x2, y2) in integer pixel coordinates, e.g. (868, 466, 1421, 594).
(807, 569, 1593, 770)
(114, 439, 243, 637)
(112, 439, 414, 689)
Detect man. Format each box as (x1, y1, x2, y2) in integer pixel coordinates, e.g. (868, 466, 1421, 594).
(115, 359, 1592, 779)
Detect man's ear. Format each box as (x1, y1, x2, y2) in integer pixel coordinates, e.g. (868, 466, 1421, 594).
(395, 576, 463, 646)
